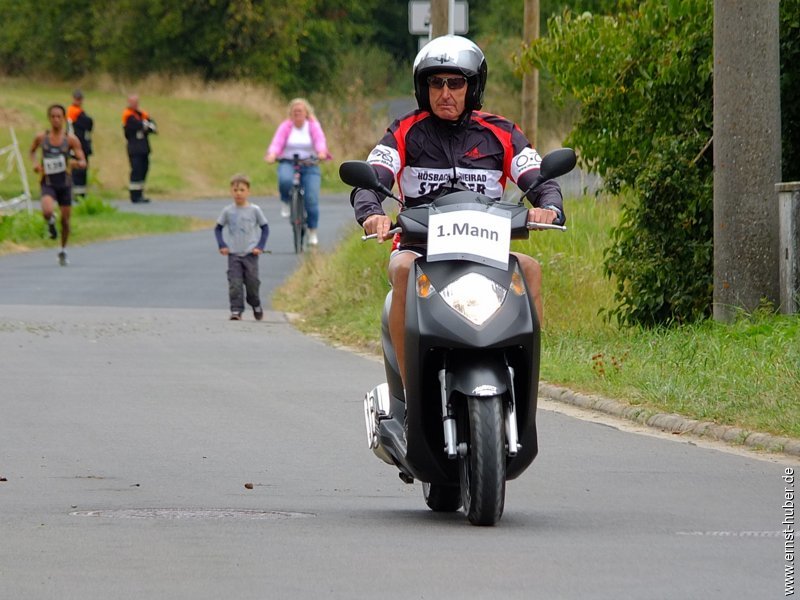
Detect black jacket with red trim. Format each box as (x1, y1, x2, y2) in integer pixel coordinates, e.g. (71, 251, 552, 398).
(351, 109, 564, 225)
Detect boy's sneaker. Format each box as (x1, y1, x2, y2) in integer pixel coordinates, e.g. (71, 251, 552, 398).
(57, 251, 68, 266)
(47, 218, 57, 240)
(280, 203, 290, 218)
(253, 306, 264, 321)
(307, 229, 319, 246)
(229, 312, 242, 320)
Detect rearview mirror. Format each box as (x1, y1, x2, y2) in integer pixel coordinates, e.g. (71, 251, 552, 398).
(339, 161, 381, 190)
(538, 148, 577, 181)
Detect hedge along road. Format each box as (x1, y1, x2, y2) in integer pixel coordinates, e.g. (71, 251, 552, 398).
(0, 194, 796, 600)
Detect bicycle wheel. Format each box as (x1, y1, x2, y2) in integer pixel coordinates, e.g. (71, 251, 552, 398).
(290, 187, 305, 253)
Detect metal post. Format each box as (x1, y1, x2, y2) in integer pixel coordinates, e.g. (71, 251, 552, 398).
(713, 0, 782, 320)
(10, 127, 32, 214)
(776, 182, 800, 314)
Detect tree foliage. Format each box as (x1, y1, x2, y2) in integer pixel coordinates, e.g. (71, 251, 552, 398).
(524, 0, 799, 327)
(0, 0, 637, 98)
(0, 0, 96, 78)
(524, 0, 714, 326)
(0, 0, 388, 96)
(781, 0, 800, 181)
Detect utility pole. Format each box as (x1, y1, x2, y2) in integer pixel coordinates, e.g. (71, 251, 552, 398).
(431, 0, 449, 38)
(521, 0, 539, 147)
(713, 0, 782, 321)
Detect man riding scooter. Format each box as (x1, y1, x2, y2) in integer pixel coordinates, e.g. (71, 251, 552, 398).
(351, 35, 566, 388)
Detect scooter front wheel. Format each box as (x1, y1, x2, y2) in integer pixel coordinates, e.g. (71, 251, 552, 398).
(458, 395, 506, 526)
(422, 481, 462, 512)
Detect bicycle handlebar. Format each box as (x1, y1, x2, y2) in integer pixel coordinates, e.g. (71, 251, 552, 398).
(279, 157, 320, 167)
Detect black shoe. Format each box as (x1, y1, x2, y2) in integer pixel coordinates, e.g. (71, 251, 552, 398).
(229, 312, 242, 320)
(131, 198, 151, 204)
(58, 251, 68, 266)
(47, 219, 57, 240)
(253, 306, 263, 321)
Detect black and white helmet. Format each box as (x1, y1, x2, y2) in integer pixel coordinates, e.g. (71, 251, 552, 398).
(413, 35, 488, 114)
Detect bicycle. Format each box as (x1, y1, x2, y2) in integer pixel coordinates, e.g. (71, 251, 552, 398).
(284, 154, 319, 254)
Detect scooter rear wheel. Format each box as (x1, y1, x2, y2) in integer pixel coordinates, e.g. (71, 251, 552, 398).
(422, 482, 462, 512)
(458, 395, 506, 526)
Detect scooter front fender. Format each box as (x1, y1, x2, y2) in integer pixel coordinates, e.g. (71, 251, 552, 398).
(445, 353, 508, 398)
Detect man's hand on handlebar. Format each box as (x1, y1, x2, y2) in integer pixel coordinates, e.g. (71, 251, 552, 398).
(363, 214, 393, 243)
(527, 207, 559, 225)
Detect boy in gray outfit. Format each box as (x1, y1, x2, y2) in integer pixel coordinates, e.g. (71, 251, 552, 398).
(215, 174, 269, 320)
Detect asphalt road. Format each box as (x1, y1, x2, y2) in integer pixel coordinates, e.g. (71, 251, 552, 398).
(1, 195, 796, 599)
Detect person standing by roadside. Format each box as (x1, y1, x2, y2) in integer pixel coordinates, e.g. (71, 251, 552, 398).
(29, 104, 86, 266)
(66, 89, 93, 201)
(215, 173, 269, 321)
(122, 94, 156, 204)
(264, 98, 330, 246)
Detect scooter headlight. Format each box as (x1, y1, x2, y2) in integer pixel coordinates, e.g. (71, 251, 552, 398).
(440, 272, 507, 326)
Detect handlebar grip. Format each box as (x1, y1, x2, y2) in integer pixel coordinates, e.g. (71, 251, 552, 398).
(527, 222, 568, 231)
(361, 227, 401, 241)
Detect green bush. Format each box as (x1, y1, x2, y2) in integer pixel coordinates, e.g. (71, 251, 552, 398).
(524, 0, 799, 326)
(781, 0, 800, 181)
(0, 210, 44, 243)
(525, 1, 714, 326)
(73, 197, 117, 216)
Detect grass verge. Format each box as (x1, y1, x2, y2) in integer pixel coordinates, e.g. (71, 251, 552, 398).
(0, 75, 381, 203)
(0, 197, 207, 256)
(274, 197, 800, 441)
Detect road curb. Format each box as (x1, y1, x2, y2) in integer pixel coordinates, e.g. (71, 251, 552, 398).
(539, 382, 800, 458)
(311, 333, 800, 459)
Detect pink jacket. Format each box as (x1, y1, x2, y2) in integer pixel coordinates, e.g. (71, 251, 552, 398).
(265, 117, 329, 159)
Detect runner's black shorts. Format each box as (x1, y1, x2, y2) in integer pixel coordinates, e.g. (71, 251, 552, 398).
(40, 184, 73, 207)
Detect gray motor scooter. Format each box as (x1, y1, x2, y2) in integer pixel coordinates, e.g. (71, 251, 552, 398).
(340, 149, 576, 525)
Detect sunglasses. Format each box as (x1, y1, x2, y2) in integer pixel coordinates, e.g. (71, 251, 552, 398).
(427, 75, 468, 90)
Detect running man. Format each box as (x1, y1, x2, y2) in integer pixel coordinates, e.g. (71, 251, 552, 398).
(29, 104, 87, 266)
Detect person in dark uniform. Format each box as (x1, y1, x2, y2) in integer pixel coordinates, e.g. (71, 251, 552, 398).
(29, 104, 87, 266)
(66, 89, 93, 200)
(122, 94, 157, 204)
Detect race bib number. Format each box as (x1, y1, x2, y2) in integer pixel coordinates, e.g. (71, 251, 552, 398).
(43, 155, 67, 175)
(427, 210, 511, 269)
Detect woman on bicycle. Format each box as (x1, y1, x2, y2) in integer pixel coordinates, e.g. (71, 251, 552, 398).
(264, 98, 330, 246)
